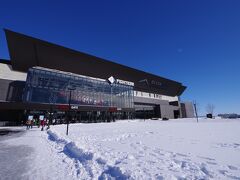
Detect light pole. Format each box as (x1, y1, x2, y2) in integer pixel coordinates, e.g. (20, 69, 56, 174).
(107, 76, 115, 122)
(193, 101, 198, 123)
(143, 107, 145, 121)
(110, 85, 112, 107)
(66, 85, 76, 135)
(48, 92, 57, 129)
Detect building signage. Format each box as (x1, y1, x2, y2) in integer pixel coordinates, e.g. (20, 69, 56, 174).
(71, 105, 78, 110)
(108, 76, 115, 84)
(116, 79, 134, 86)
(107, 76, 134, 86)
(57, 105, 78, 110)
(151, 80, 162, 86)
(57, 105, 69, 111)
(109, 107, 117, 112)
(139, 79, 162, 87)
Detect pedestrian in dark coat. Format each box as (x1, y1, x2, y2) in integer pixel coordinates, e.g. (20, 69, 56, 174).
(26, 120, 31, 130)
(40, 119, 45, 131)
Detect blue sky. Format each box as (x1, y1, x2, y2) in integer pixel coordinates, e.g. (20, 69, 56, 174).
(0, 0, 239, 115)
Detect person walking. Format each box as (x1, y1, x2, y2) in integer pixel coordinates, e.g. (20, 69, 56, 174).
(46, 119, 50, 130)
(26, 120, 31, 130)
(30, 119, 33, 129)
(40, 119, 45, 131)
(36, 118, 40, 128)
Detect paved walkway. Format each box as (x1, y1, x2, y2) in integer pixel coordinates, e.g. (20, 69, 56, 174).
(0, 128, 32, 180)
(0, 127, 77, 180)
(0, 142, 33, 180)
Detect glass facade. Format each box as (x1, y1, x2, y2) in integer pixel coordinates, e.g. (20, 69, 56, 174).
(23, 67, 134, 109)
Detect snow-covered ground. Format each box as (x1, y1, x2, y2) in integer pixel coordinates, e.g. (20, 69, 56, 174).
(1, 118, 240, 179)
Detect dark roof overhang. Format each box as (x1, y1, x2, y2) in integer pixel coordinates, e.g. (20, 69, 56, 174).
(4, 29, 186, 96)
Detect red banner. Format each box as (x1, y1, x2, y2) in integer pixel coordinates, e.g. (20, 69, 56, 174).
(57, 104, 69, 111)
(108, 107, 117, 112)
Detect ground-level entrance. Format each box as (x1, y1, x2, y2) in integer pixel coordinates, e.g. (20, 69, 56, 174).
(0, 102, 135, 126)
(134, 103, 160, 119)
(26, 110, 134, 125)
(134, 103, 181, 120)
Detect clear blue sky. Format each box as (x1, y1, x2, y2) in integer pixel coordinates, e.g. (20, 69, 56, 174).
(0, 0, 239, 115)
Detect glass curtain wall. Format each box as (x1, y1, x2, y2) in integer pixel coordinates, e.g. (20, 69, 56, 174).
(23, 67, 134, 108)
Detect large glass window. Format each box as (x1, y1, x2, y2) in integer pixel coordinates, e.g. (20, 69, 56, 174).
(23, 67, 134, 108)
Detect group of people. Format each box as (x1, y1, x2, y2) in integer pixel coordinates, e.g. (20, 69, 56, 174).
(26, 118, 50, 131)
(26, 119, 33, 129)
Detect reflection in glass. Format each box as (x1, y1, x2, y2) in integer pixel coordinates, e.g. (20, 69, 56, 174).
(23, 67, 134, 109)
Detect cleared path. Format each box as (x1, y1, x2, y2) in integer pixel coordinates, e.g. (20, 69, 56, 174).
(0, 127, 77, 180)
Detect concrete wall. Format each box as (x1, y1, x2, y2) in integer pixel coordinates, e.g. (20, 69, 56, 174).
(181, 102, 194, 118)
(134, 96, 180, 119)
(185, 102, 195, 118)
(160, 105, 179, 119)
(0, 79, 11, 101)
(0, 79, 25, 102)
(0, 63, 27, 102)
(0, 63, 27, 81)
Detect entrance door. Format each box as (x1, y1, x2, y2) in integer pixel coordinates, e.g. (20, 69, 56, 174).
(174, 110, 180, 119)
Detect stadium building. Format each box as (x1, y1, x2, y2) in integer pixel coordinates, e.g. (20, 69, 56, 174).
(0, 29, 194, 125)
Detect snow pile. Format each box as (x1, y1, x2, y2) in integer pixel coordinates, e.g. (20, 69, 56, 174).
(47, 118, 240, 179)
(47, 129, 130, 179)
(47, 130, 69, 144)
(64, 142, 94, 160)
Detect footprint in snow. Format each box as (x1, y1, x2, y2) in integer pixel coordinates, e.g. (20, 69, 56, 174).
(173, 159, 189, 169)
(228, 165, 238, 170)
(227, 175, 240, 180)
(219, 170, 240, 180)
(156, 176, 164, 180)
(198, 156, 215, 161)
(200, 165, 214, 178)
(219, 169, 228, 175)
(135, 141, 142, 145)
(145, 131, 154, 134)
(176, 153, 188, 157)
(206, 161, 217, 165)
(157, 152, 165, 157)
(217, 143, 240, 149)
(130, 143, 137, 149)
(96, 158, 107, 165)
(233, 143, 240, 149)
(143, 146, 149, 150)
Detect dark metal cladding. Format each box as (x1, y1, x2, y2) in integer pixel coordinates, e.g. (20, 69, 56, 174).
(0, 59, 11, 65)
(4, 29, 186, 96)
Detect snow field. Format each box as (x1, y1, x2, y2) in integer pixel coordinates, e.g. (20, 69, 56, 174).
(48, 118, 240, 179)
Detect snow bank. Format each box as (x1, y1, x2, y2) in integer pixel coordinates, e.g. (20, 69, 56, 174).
(47, 129, 130, 179)
(47, 130, 68, 143)
(63, 142, 93, 161)
(47, 130, 92, 161)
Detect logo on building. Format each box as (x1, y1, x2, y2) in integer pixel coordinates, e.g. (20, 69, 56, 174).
(139, 79, 149, 86)
(107, 76, 134, 86)
(139, 79, 162, 87)
(108, 76, 115, 84)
